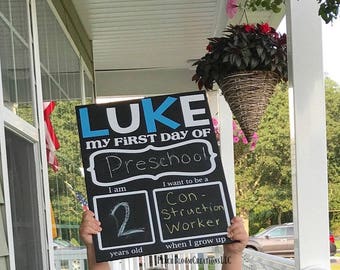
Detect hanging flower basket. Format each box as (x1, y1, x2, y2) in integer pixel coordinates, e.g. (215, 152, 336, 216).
(192, 23, 287, 139)
(219, 70, 280, 141)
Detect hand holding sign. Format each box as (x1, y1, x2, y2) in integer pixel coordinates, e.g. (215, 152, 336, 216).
(79, 213, 248, 270)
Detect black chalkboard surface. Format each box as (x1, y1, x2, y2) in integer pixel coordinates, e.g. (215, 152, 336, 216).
(76, 91, 234, 262)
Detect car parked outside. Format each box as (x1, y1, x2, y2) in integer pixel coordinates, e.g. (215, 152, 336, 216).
(246, 223, 337, 257)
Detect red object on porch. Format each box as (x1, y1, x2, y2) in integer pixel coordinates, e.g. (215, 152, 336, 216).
(43, 101, 60, 172)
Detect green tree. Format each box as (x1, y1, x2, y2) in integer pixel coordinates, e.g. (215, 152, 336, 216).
(48, 100, 87, 240)
(235, 79, 340, 235)
(325, 78, 340, 234)
(235, 83, 292, 235)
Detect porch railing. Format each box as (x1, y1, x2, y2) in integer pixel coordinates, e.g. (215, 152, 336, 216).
(54, 248, 87, 270)
(242, 248, 295, 270)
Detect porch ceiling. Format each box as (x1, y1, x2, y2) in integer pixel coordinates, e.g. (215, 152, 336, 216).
(71, 0, 284, 96)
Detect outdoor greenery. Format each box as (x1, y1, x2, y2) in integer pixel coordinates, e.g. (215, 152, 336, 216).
(246, 0, 340, 24)
(325, 78, 340, 235)
(48, 100, 86, 241)
(234, 78, 340, 235)
(234, 82, 292, 234)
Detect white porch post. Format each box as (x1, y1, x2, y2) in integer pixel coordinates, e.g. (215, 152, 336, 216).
(286, 1, 330, 270)
(218, 93, 236, 214)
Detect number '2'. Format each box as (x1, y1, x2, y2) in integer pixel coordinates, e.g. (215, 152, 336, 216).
(110, 202, 145, 237)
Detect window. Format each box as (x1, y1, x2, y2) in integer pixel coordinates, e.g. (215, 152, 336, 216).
(286, 226, 294, 236)
(0, 0, 34, 124)
(5, 129, 43, 270)
(36, 0, 82, 101)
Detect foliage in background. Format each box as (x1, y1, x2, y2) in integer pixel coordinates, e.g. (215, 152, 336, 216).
(234, 79, 340, 235)
(234, 83, 292, 235)
(325, 78, 340, 235)
(318, 0, 340, 23)
(246, 0, 284, 13)
(233, 120, 259, 159)
(246, 0, 340, 24)
(48, 100, 86, 240)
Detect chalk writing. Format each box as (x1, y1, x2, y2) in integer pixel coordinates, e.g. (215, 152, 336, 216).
(93, 191, 155, 250)
(87, 139, 217, 186)
(110, 202, 145, 237)
(153, 182, 230, 242)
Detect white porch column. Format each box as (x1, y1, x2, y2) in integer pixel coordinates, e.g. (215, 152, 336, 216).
(286, 1, 330, 270)
(217, 93, 236, 214)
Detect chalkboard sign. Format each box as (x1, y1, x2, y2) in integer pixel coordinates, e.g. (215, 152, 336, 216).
(76, 91, 234, 262)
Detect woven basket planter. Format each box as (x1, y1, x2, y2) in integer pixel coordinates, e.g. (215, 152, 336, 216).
(219, 70, 280, 141)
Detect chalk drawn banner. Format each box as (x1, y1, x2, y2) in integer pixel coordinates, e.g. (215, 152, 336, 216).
(153, 182, 230, 242)
(87, 139, 217, 186)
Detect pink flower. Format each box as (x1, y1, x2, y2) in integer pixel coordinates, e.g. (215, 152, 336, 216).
(226, 0, 238, 19)
(212, 117, 219, 128)
(232, 120, 238, 130)
(232, 120, 259, 150)
(252, 132, 259, 142)
(250, 142, 256, 151)
(212, 117, 220, 140)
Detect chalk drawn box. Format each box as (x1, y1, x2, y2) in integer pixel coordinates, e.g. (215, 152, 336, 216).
(153, 182, 230, 242)
(93, 191, 155, 250)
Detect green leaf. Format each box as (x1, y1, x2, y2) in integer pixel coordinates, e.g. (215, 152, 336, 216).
(261, 0, 268, 8)
(272, 5, 281, 13)
(235, 56, 242, 67)
(256, 46, 264, 56)
(243, 56, 250, 67)
(222, 55, 229, 63)
(212, 69, 219, 81)
(264, 58, 271, 65)
(213, 52, 220, 61)
(230, 54, 235, 65)
(204, 64, 211, 73)
(260, 53, 266, 62)
(250, 58, 259, 69)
